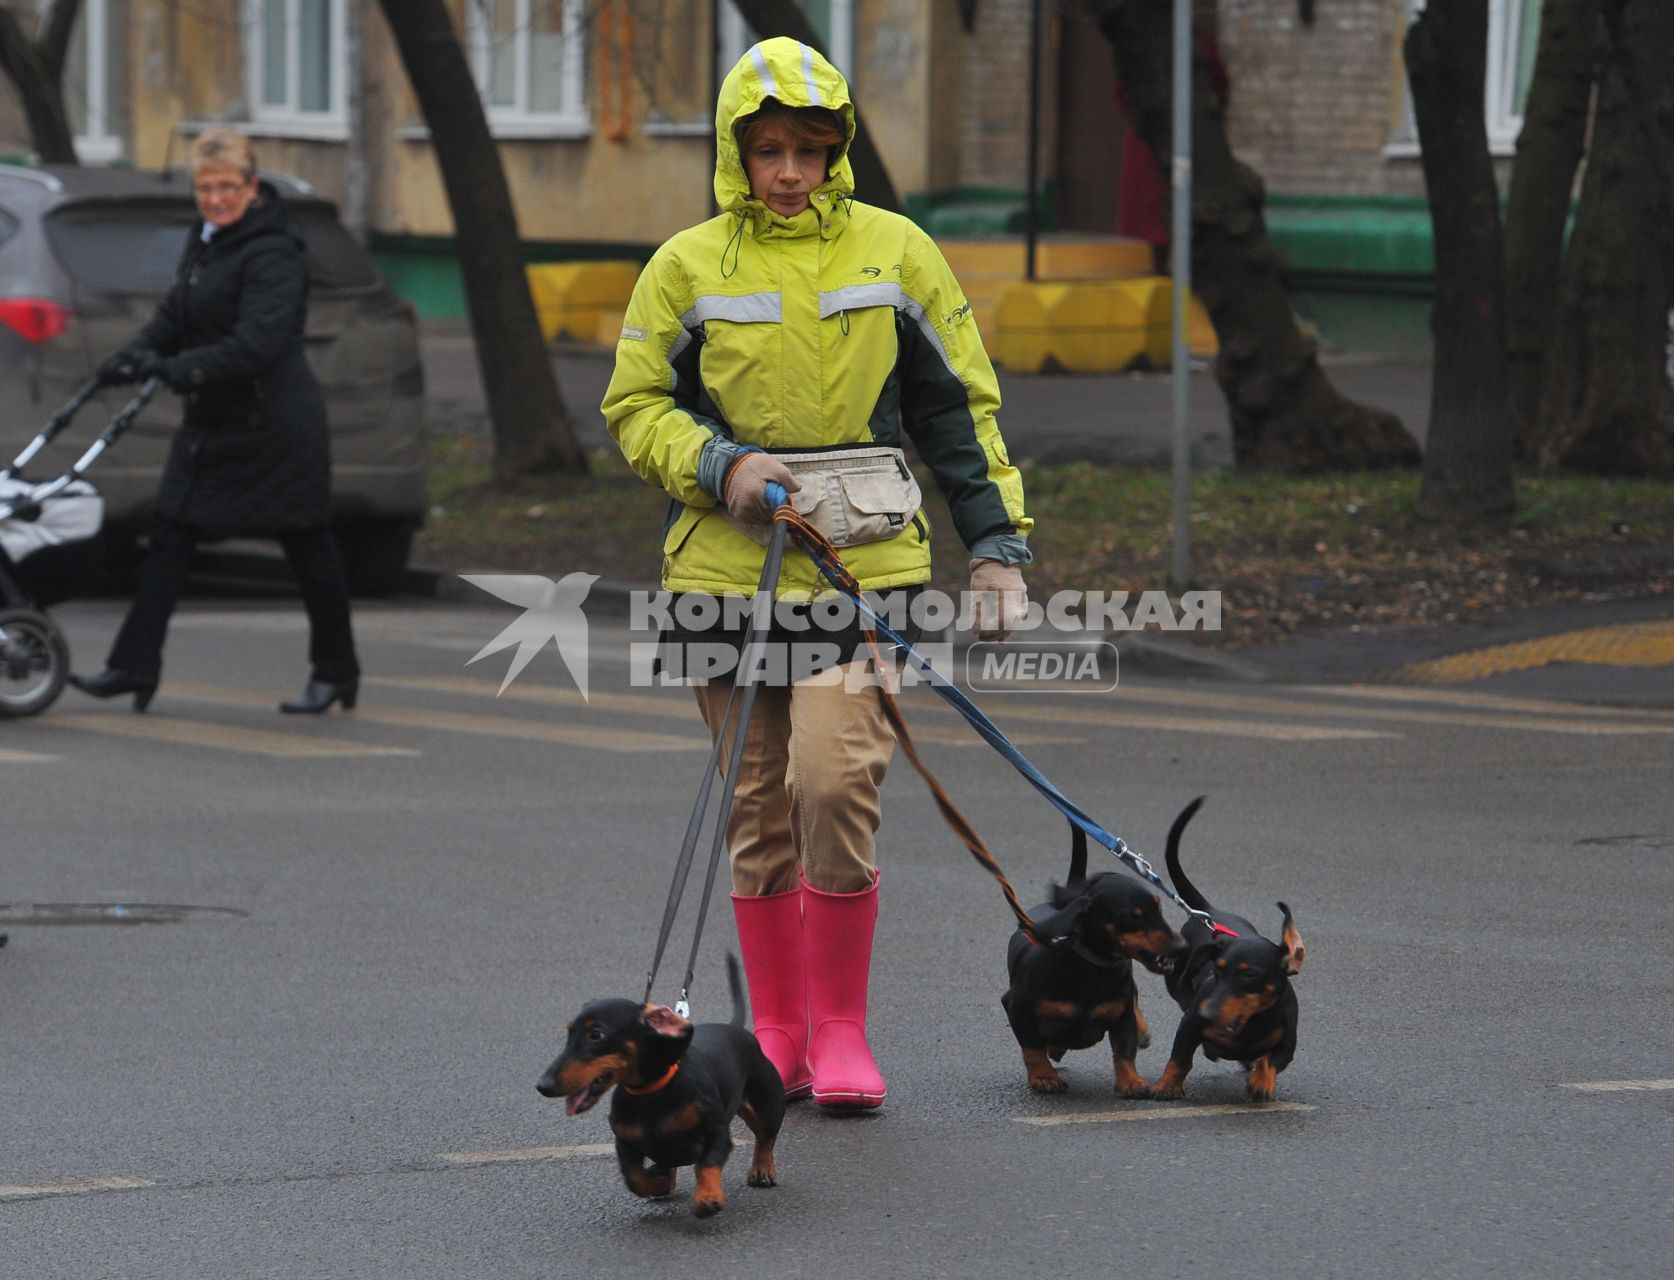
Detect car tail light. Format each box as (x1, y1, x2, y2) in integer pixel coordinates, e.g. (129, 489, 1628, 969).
(0, 298, 70, 344)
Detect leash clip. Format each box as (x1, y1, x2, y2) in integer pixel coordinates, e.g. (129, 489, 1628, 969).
(674, 990, 691, 1019)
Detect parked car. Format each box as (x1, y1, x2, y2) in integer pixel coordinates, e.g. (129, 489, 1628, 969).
(0, 163, 426, 592)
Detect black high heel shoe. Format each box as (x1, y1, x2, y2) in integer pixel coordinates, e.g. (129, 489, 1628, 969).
(67, 668, 158, 712)
(278, 679, 359, 714)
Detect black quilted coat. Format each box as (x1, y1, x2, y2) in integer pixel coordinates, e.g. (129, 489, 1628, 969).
(131, 184, 331, 533)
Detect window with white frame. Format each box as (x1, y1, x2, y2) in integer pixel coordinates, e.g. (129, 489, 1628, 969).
(1389, 0, 1542, 156)
(466, 0, 588, 137)
(719, 0, 855, 85)
(244, 0, 348, 137)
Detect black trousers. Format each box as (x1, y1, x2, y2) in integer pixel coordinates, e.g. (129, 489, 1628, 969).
(109, 513, 360, 685)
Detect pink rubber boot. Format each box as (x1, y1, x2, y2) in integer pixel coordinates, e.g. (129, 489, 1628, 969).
(731, 887, 813, 1099)
(801, 872, 887, 1110)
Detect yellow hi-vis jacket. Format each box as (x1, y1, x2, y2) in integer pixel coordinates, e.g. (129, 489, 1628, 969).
(601, 37, 1031, 598)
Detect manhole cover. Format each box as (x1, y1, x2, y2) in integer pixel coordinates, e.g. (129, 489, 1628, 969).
(1575, 835, 1674, 851)
(0, 903, 248, 926)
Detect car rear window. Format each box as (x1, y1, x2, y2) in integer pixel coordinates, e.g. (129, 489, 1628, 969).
(44, 204, 196, 292)
(44, 200, 379, 293)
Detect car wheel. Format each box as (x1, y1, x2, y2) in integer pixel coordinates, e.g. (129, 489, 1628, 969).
(0, 607, 69, 717)
(338, 520, 417, 596)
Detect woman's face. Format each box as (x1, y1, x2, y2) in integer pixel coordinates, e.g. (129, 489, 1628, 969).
(193, 164, 258, 229)
(744, 120, 828, 219)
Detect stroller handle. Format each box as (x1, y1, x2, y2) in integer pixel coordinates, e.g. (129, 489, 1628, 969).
(0, 378, 160, 515)
(1, 375, 103, 480)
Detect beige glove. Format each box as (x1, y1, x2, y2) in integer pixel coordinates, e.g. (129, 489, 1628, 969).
(723, 451, 801, 524)
(968, 559, 1028, 642)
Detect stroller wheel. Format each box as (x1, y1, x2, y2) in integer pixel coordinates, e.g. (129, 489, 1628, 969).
(0, 606, 69, 718)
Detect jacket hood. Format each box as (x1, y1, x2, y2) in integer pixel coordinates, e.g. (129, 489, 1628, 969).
(714, 37, 855, 215)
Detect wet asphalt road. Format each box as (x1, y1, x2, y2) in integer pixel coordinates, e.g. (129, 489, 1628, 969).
(2, 589, 1671, 1278)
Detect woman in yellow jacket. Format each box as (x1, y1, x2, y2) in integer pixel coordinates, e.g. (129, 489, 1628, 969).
(603, 38, 1030, 1110)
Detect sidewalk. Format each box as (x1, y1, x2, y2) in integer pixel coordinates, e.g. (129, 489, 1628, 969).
(417, 320, 1436, 471)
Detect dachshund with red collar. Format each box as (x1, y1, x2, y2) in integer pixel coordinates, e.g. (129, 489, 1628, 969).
(1152, 797, 1306, 1102)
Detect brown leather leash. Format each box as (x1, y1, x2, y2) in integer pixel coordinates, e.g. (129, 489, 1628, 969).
(769, 504, 1048, 949)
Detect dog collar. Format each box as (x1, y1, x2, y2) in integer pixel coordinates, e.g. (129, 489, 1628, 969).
(621, 1064, 681, 1096)
(1068, 938, 1128, 969)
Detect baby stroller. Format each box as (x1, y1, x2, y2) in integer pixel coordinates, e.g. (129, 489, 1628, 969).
(0, 377, 158, 718)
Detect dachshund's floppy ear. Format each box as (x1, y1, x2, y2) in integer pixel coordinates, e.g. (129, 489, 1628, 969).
(1032, 894, 1091, 941)
(1277, 902, 1305, 976)
(641, 1004, 694, 1040)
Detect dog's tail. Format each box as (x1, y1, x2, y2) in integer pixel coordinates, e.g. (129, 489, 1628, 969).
(1164, 796, 1210, 911)
(725, 952, 747, 1028)
(1067, 820, 1087, 885)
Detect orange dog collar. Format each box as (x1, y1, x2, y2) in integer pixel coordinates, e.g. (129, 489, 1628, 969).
(622, 1064, 681, 1096)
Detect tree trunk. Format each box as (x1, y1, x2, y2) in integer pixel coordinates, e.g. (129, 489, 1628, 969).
(727, 0, 903, 215)
(1094, 0, 1419, 472)
(375, 0, 589, 479)
(1601, 0, 1674, 269)
(1503, 0, 1600, 455)
(1533, 64, 1674, 473)
(0, 1, 82, 164)
(1404, 2, 1516, 523)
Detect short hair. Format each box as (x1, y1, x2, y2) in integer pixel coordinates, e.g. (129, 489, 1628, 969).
(190, 127, 257, 180)
(737, 99, 846, 162)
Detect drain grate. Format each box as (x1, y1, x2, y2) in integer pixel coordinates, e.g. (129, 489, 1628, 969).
(0, 903, 249, 926)
(1575, 835, 1674, 851)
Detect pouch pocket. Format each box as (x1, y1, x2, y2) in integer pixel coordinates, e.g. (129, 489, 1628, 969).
(722, 446, 921, 548)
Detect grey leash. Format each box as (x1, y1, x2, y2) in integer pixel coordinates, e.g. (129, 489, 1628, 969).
(641, 513, 790, 1016)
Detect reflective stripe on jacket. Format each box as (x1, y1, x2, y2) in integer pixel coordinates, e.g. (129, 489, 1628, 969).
(602, 36, 1030, 597)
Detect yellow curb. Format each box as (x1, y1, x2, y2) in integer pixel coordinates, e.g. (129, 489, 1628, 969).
(1398, 620, 1674, 684)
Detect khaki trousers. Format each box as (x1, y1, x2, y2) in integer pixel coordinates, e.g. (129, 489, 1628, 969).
(694, 660, 896, 896)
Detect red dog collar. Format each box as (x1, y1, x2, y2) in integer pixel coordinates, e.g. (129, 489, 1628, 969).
(622, 1064, 681, 1096)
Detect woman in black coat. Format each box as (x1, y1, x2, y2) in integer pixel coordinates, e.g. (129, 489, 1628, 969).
(69, 128, 359, 714)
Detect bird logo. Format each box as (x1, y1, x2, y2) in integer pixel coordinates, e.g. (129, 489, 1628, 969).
(461, 572, 600, 699)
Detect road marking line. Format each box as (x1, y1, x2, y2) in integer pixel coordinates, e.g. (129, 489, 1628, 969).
(1559, 1079, 1674, 1093)
(49, 714, 419, 759)
(166, 682, 706, 753)
(0, 747, 59, 763)
(376, 674, 1386, 742)
(1015, 1101, 1315, 1126)
(379, 669, 1666, 739)
(897, 691, 1396, 741)
(0, 1176, 154, 1201)
(365, 675, 1079, 747)
(995, 682, 1674, 737)
(1292, 682, 1674, 721)
(438, 1144, 615, 1166)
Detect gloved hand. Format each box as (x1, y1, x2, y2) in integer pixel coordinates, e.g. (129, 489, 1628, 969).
(96, 349, 151, 386)
(723, 450, 801, 525)
(968, 559, 1028, 642)
(133, 351, 177, 386)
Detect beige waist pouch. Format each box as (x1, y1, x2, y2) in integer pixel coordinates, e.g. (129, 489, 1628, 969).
(722, 446, 922, 549)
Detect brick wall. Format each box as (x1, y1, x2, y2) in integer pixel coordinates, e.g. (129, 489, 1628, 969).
(954, 0, 1058, 193)
(1218, 0, 1426, 198)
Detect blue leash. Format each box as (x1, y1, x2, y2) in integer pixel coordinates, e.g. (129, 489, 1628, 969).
(763, 482, 1218, 932)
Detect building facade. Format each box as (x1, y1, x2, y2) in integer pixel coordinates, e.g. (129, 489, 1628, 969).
(0, 0, 1545, 349)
